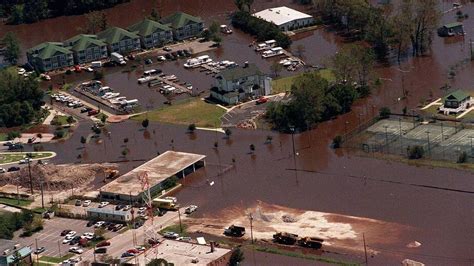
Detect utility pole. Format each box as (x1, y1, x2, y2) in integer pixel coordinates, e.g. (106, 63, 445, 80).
(470, 38, 473, 60)
(35, 238, 39, 265)
(40, 176, 44, 209)
(290, 127, 298, 185)
(27, 158, 33, 194)
(249, 213, 254, 244)
(384, 125, 389, 153)
(426, 131, 431, 157)
(363, 233, 368, 265)
(57, 240, 61, 257)
(398, 118, 403, 154)
(178, 208, 183, 233)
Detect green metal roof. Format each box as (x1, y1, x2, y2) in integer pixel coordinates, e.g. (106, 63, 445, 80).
(27, 42, 72, 59)
(444, 22, 463, 29)
(160, 12, 202, 29)
(219, 64, 262, 81)
(64, 34, 106, 52)
(97, 27, 139, 44)
(128, 19, 171, 37)
(443, 90, 470, 101)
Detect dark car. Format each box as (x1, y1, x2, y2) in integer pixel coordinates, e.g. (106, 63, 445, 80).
(69, 236, 82, 245)
(107, 223, 116, 231)
(94, 247, 107, 254)
(163, 47, 172, 52)
(103, 221, 113, 228)
(171, 52, 178, 58)
(86, 220, 95, 227)
(7, 166, 20, 172)
(115, 205, 124, 211)
(2, 141, 13, 146)
(183, 50, 192, 57)
(8, 144, 23, 150)
(34, 247, 46, 254)
(112, 224, 124, 231)
(144, 58, 153, 65)
(177, 50, 185, 57)
(121, 252, 135, 258)
(88, 109, 99, 116)
(61, 229, 72, 236)
(96, 241, 111, 247)
(80, 107, 92, 113)
(164, 53, 173, 60)
(157, 208, 167, 216)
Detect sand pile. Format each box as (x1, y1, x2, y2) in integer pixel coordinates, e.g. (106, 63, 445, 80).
(0, 163, 118, 190)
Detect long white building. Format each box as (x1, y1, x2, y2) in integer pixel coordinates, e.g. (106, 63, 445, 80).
(253, 6, 314, 31)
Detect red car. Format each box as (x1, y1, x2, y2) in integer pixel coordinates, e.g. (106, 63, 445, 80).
(256, 97, 268, 105)
(126, 249, 140, 254)
(88, 109, 99, 116)
(74, 65, 82, 72)
(96, 241, 111, 247)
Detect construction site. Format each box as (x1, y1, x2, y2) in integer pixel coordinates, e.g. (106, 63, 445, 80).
(345, 116, 474, 163)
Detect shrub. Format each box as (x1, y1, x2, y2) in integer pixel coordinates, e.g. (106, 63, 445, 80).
(379, 107, 391, 119)
(408, 145, 424, 159)
(93, 70, 104, 80)
(54, 130, 65, 139)
(7, 131, 20, 140)
(332, 135, 343, 148)
(457, 151, 468, 163)
(188, 123, 196, 132)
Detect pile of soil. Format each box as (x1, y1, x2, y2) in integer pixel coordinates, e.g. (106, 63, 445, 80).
(0, 163, 118, 191)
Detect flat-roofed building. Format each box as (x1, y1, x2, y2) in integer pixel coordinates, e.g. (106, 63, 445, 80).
(126, 239, 231, 266)
(0, 240, 32, 266)
(87, 208, 132, 222)
(253, 6, 314, 31)
(100, 151, 206, 202)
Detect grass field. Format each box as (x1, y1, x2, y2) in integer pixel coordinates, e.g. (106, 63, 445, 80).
(160, 224, 188, 236)
(0, 197, 32, 207)
(132, 98, 225, 128)
(271, 69, 335, 94)
(0, 152, 55, 164)
(0, 133, 7, 141)
(39, 254, 74, 264)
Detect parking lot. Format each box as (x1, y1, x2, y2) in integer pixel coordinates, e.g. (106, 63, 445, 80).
(13, 217, 118, 258)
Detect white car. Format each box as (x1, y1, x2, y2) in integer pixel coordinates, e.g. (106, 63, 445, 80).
(185, 205, 198, 214)
(82, 200, 91, 207)
(94, 221, 105, 228)
(69, 247, 83, 254)
(157, 56, 166, 61)
(98, 201, 109, 208)
(62, 235, 74, 244)
(0, 167, 5, 173)
(65, 231, 76, 238)
(17, 68, 26, 75)
(82, 232, 94, 240)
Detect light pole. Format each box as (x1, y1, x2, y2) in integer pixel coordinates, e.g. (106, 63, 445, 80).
(398, 118, 403, 154)
(290, 126, 298, 185)
(27, 156, 33, 194)
(470, 136, 473, 156)
(249, 213, 254, 244)
(384, 125, 389, 153)
(358, 113, 363, 130)
(426, 131, 431, 157)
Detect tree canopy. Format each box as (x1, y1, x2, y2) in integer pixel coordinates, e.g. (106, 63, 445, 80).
(1, 32, 20, 65)
(0, 69, 44, 127)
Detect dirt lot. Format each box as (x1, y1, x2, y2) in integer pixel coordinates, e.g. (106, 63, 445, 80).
(185, 202, 413, 256)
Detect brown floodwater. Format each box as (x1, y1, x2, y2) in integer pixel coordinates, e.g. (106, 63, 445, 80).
(3, 0, 474, 264)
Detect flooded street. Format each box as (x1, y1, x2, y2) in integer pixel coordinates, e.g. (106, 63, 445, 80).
(2, 0, 474, 264)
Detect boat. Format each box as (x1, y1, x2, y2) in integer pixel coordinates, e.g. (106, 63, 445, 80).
(183, 55, 213, 68)
(262, 47, 284, 58)
(255, 40, 277, 51)
(138, 76, 158, 84)
(279, 58, 293, 66)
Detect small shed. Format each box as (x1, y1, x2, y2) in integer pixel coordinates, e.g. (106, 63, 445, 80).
(443, 90, 470, 108)
(437, 22, 464, 37)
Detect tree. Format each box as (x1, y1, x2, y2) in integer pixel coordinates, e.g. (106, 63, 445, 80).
(83, 11, 108, 34)
(229, 248, 244, 266)
(188, 123, 196, 133)
(149, 8, 161, 21)
(22, 0, 48, 23)
(332, 44, 374, 86)
(121, 148, 129, 157)
(80, 136, 87, 146)
(379, 107, 391, 119)
(2, 32, 20, 65)
(225, 128, 232, 138)
(100, 114, 107, 124)
(147, 258, 173, 266)
(332, 135, 343, 148)
(234, 0, 254, 12)
(265, 135, 273, 144)
(66, 116, 75, 124)
(270, 61, 283, 77)
(249, 144, 255, 153)
(295, 44, 306, 59)
(123, 137, 129, 144)
(142, 119, 149, 129)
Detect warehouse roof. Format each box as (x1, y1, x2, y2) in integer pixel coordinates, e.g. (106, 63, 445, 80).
(218, 63, 262, 81)
(101, 151, 205, 196)
(253, 6, 313, 26)
(128, 19, 171, 37)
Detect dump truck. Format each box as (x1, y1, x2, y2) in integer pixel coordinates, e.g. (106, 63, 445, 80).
(273, 232, 298, 245)
(152, 198, 179, 211)
(223, 225, 245, 237)
(298, 237, 324, 249)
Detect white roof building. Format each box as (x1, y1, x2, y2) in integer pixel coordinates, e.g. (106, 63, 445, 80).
(253, 6, 314, 31)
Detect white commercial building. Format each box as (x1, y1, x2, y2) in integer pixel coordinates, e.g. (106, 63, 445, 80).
(253, 6, 314, 31)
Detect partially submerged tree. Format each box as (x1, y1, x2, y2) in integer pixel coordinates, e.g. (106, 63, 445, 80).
(1, 32, 20, 65)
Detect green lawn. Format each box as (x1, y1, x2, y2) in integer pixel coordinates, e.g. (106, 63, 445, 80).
(132, 98, 226, 128)
(159, 224, 188, 236)
(0, 197, 32, 207)
(0, 133, 7, 141)
(0, 152, 55, 164)
(51, 115, 74, 126)
(39, 254, 74, 264)
(271, 69, 335, 94)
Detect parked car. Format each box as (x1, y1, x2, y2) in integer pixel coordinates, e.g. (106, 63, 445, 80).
(163, 47, 172, 52)
(62, 235, 74, 244)
(0, 168, 5, 174)
(94, 221, 105, 228)
(96, 240, 111, 247)
(185, 205, 198, 214)
(34, 247, 46, 254)
(176, 236, 192, 242)
(122, 205, 131, 211)
(60, 230, 72, 236)
(66, 231, 77, 238)
(88, 109, 99, 116)
(157, 208, 167, 216)
(121, 252, 135, 258)
(2, 141, 13, 146)
(107, 223, 117, 231)
(163, 232, 179, 239)
(83, 200, 91, 207)
(157, 56, 166, 61)
(69, 247, 83, 254)
(69, 236, 81, 245)
(7, 166, 20, 172)
(98, 201, 109, 208)
(82, 232, 94, 240)
(115, 205, 125, 211)
(256, 97, 268, 105)
(75, 199, 82, 206)
(145, 58, 153, 65)
(86, 220, 95, 227)
(94, 247, 107, 254)
(80, 107, 92, 113)
(113, 224, 124, 231)
(8, 144, 23, 151)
